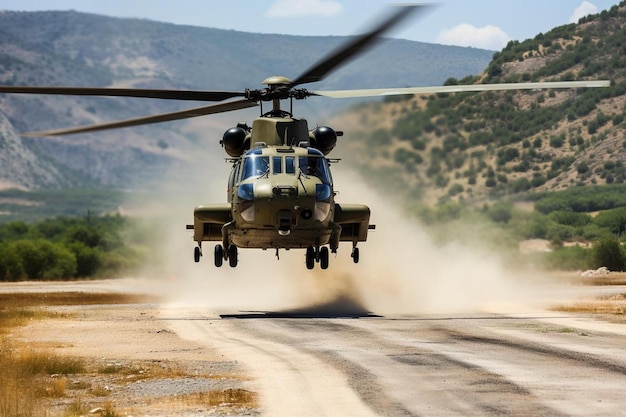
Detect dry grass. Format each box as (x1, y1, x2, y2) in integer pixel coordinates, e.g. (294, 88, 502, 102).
(553, 293, 626, 323)
(0, 289, 256, 416)
(1, 321, 87, 416)
(0, 291, 162, 308)
(0, 291, 145, 417)
(145, 388, 258, 412)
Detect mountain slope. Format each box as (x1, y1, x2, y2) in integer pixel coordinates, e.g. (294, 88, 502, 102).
(337, 2, 626, 205)
(0, 10, 494, 190)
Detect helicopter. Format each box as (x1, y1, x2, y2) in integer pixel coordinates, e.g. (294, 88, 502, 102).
(0, 5, 610, 270)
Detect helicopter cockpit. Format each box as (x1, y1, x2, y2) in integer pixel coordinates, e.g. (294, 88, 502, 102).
(240, 148, 332, 184)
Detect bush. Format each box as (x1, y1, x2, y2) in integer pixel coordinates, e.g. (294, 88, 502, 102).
(8, 240, 76, 280)
(541, 245, 590, 271)
(593, 207, 626, 235)
(487, 202, 513, 224)
(590, 236, 625, 271)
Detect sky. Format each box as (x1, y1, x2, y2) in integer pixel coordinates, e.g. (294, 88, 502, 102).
(0, 0, 619, 50)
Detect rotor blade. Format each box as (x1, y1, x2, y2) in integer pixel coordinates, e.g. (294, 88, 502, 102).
(312, 80, 612, 98)
(0, 86, 246, 102)
(19, 99, 258, 137)
(290, 4, 430, 87)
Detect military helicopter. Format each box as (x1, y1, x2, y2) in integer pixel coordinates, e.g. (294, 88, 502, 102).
(0, 5, 609, 270)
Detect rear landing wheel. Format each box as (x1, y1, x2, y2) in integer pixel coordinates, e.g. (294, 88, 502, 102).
(351, 247, 360, 264)
(194, 246, 201, 263)
(214, 244, 223, 267)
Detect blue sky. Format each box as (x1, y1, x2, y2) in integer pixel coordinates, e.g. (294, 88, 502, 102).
(0, 0, 619, 50)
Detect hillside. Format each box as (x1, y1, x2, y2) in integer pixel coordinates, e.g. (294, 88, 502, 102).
(0, 10, 493, 190)
(337, 2, 626, 206)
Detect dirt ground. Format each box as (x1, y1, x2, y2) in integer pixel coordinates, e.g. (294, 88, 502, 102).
(1, 283, 258, 416)
(4, 275, 626, 416)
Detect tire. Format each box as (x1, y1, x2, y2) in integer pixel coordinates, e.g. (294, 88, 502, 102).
(228, 245, 238, 268)
(194, 246, 201, 263)
(352, 247, 360, 264)
(214, 244, 224, 267)
(305, 247, 315, 270)
(320, 246, 329, 270)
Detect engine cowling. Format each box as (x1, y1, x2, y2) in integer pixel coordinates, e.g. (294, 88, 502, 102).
(221, 127, 249, 157)
(310, 126, 337, 155)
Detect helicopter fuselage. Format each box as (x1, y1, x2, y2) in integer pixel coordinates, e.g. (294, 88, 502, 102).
(188, 115, 373, 269)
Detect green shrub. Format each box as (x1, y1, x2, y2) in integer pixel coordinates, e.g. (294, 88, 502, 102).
(590, 236, 625, 271)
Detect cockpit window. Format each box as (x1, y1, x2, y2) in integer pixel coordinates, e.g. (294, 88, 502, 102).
(298, 155, 331, 184)
(272, 156, 282, 174)
(286, 156, 296, 174)
(241, 155, 270, 180)
(240, 149, 330, 183)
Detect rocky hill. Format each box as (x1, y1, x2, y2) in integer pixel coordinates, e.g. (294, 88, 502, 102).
(0, 10, 493, 190)
(337, 2, 626, 205)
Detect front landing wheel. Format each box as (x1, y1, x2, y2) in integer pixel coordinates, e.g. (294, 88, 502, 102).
(214, 244, 224, 267)
(305, 247, 315, 270)
(228, 245, 238, 268)
(320, 246, 329, 270)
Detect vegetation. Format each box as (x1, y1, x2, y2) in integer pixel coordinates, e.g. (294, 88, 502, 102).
(403, 184, 626, 271)
(333, 2, 626, 272)
(342, 1, 626, 205)
(0, 213, 151, 280)
(0, 188, 125, 223)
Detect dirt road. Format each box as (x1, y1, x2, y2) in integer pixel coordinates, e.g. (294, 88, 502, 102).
(166, 306, 626, 417)
(6, 278, 626, 416)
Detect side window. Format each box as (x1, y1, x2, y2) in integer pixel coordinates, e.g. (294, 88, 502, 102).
(228, 162, 237, 190)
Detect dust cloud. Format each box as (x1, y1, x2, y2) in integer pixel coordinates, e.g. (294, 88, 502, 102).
(131, 145, 550, 316)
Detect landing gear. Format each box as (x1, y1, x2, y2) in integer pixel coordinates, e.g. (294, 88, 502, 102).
(194, 246, 202, 263)
(351, 247, 360, 264)
(212, 244, 238, 268)
(214, 244, 223, 267)
(306, 246, 315, 270)
(228, 245, 238, 268)
(319, 246, 329, 270)
(305, 246, 330, 270)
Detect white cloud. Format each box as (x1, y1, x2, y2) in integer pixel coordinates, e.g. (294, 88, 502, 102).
(265, 0, 343, 18)
(436, 23, 511, 50)
(569, 1, 598, 23)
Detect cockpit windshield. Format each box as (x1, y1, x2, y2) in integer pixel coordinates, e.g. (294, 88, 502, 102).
(298, 155, 331, 184)
(241, 155, 269, 180)
(240, 148, 331, 184)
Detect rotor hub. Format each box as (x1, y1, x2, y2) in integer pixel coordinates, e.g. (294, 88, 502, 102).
(245, 76, 311, 102)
